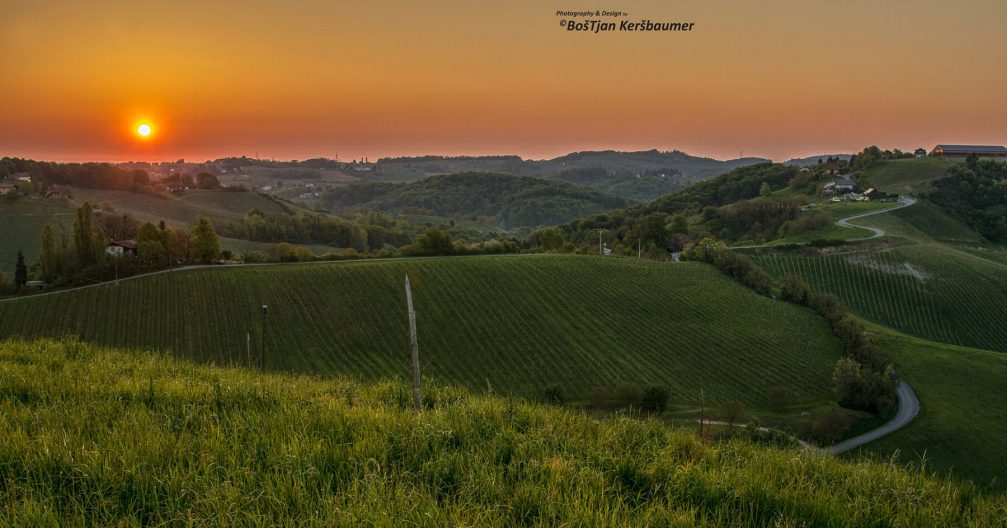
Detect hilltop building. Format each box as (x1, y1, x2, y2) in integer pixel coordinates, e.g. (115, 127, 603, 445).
(930, 145, 1007, 157)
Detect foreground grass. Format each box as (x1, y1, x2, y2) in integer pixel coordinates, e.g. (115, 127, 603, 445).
(0, 338, 1003, 526)
(852, 328, 1007, 492)
(0, 255, 843, 407)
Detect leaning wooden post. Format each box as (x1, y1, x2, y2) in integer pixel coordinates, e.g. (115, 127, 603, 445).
(405, 275, 422, 412)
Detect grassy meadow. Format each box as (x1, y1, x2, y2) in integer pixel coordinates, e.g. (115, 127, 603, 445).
(0, 255, 843, 407)
(0, 337, 1004, 526)
(866, 158, 955, 194)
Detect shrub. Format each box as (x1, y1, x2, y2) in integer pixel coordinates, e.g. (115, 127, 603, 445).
(766, 387, 793, 411)
(778, 274, 810, 305)
(542, 385, 563, 405)
(587, 387, 607, 410)
(719, 400, 746, 428)
(813, 407, 854, 442)
(613, 383, 643, 407)
(642, 386, 670, 413)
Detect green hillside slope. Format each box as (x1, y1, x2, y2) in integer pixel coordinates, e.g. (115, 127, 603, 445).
(865, 158, 954, 194)
(0, 256, 843, 406)
(752, 244, 1007, 353)
(71, 188, 294, 228)
(852, 329, 1007, 491)
(0, 338, 1002, 526)
(321, 172, 628, 228)
(0, 198, 75, 275)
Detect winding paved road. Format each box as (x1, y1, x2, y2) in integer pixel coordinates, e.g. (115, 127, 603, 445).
(835, 196, 916, 240)
(825, 381, 919, 454)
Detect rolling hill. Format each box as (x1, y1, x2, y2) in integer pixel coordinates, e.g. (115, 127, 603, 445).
(321, 173, 629, 228)
(0, 255, 843, 407)
(369, 150, 770, 201)
(2, 338, 1002, 526)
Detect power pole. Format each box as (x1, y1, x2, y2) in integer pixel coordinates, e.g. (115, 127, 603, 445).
(405, 275, 422, 412)
(638, 238, 642, 259)
(698, 388, 705, 438)
(260, 305, 268, 369)
(246, 332, 251, 368)
(598, 230, 603, 255)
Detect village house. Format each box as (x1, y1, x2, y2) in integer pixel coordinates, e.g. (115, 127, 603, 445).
(0, 183, 16, 195)
(914, 148, 927, 157)
(105, 240, 138, 257)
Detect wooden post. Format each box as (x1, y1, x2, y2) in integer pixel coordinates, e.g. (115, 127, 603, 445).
(698, 388, 705, 438)
(405, 275, 422, 412)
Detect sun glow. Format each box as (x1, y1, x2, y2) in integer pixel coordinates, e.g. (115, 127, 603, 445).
(136, 123, 153, 137)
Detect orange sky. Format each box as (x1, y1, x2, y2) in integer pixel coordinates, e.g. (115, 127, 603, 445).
(1, 0, 1005, 162)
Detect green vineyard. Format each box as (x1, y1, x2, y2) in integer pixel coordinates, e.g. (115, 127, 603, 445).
(753, 245, 1007, 353)
(0, 199, 74, 276)
(0, 255, 843, 406)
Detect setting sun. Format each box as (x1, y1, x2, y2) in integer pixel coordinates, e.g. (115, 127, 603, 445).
(136, 123, 152, 138)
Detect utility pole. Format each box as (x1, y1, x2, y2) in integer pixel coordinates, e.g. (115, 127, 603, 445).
(598, 230, 603, 255)
(246, 332, 251, 368)
(260, 305, 268, 369)
(405, 275, 422, 412)
(698, 388, 706, 438)
(638, 238, 642, 259)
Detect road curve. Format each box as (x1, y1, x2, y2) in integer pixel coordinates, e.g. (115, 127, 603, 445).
(824, 381, 920, 454)
(836, 196, 916, 240)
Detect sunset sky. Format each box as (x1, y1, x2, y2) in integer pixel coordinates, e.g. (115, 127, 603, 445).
(1, 0, 1005, 163)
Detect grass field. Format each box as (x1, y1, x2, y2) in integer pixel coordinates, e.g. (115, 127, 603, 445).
(852, 328, 1007, 492)
(752, 244, 1007, 353)
(0, 197, 75, 275)
(866, 158, 954, 194)
(855, 200, 987, 245)
(0, 255, 844, 407)
(0, 338, 1003, 526)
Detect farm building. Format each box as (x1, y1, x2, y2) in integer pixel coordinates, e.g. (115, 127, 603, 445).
(0, 183, 16, 195)
(930, 145, 1007, 157)
(914, 148, 927, 157)
(106, 240, 138, 257)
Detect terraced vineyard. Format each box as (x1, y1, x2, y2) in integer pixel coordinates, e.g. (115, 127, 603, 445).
(0, 198, 74, 275)
(0, 255, 843, 405)
(753, 245, 1007, 353)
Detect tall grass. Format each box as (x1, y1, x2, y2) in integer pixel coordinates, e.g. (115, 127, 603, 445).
(0, 338, 1002, 526)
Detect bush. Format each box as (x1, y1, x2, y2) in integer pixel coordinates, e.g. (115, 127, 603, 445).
(642, 386, 670, 413)
(778, 275, 810, 305)
(813, 407, 854, 442)
(613, 383, 643, 407)
(719, 400, 746, 428)
(766, 387, 793, 412)
(587, 387, 607, 410)
(542, 385, 563, 405)
(808, 292, 845, 324)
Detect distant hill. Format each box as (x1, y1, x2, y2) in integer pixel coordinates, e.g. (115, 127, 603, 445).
(368, 150, 770, 201)
(785, 154, 852, 167)
(321, 172, 629, 228)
